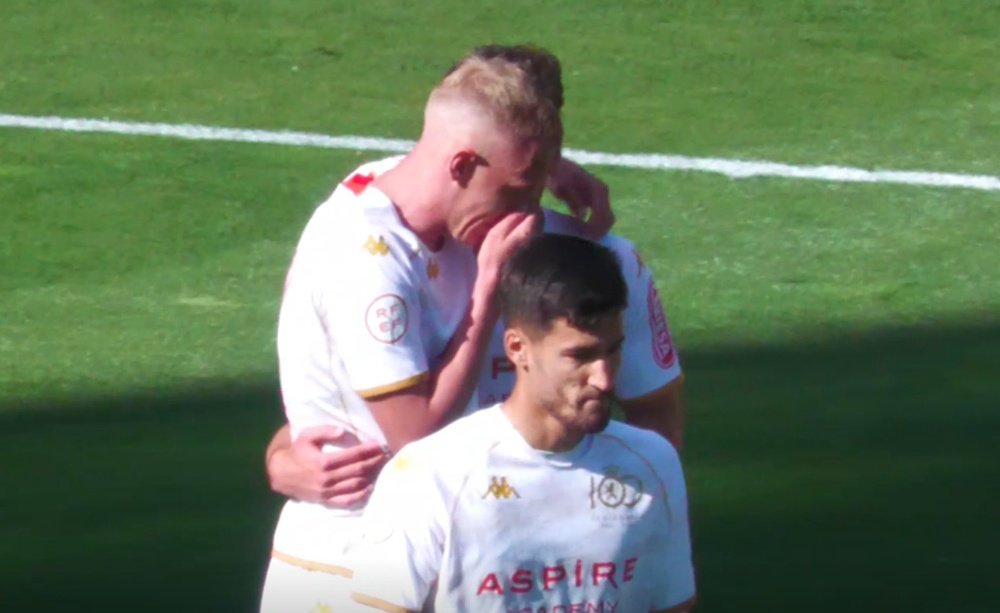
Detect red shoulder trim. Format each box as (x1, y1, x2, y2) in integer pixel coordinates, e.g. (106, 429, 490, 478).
(343, 172, 375, 195)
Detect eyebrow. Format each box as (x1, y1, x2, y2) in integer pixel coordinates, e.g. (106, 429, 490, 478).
(563, 335, 625, 358)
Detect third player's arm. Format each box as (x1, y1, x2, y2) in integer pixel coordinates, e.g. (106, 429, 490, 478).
(620, 379, 685, 452)
(265, 423, 389, 506)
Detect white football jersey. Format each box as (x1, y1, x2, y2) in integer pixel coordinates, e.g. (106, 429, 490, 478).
(278, 156, 477, 446)
(474, 211, 683, 410)
(270, 157, 477, 566)
(351, 406, 695, 613)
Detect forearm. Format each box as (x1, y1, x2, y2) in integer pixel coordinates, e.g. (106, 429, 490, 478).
(621, 381, 685, 452)
(265, 424, 303, 499)
(368, 278, 500, 452)
(424, 279, 499, 426)
(266, 423, 292, 466)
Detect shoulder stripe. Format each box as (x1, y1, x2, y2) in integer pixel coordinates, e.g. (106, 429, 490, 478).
(357, 372, 429, 399)
(596, 433, 674, 524)
(270, 549, 352, 578)
(351, 592, 414, 613)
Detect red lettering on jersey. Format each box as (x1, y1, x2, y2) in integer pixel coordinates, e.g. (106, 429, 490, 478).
(592, 562, 618, 588)
(343, 172, 375, 195)
(480, 560, 633, 600)
(646, 279, 676, 369)
(491, 356, 515, 379)
(623, 557, 638, 582)
(542, 565, 567, 590)
(477, 572, 504, 595)
(511, 569, 533, 594)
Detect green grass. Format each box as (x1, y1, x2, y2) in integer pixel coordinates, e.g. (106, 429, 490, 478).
(2, 0, 999, 611)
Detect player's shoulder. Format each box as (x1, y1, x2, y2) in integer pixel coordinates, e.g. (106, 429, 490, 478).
(299, 156, 421, 267)
(595, 232, 637, 256)
(598, 421, 680, 469)
(310, 156, 409, 233)
(540, 210, 644, 274)
(388, 408, 504, 478)
(597, 233, 652, 285)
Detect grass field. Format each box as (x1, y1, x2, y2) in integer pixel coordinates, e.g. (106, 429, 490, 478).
(2, 1, 999, 611)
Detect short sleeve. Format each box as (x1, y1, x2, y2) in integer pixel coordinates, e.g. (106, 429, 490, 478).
(320, 239, 430, 398)
(649, 441, 696, 610)
(350, 451, 444, 611)
(613, 242, 683, 400)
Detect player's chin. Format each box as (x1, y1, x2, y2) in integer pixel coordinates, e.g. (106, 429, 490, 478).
(580, 398, 613, 434)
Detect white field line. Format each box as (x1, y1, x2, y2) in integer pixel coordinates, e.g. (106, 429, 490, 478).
(2, 112, 999, 192)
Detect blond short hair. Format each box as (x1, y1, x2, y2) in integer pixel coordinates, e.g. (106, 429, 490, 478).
(430, 55, 563, 167)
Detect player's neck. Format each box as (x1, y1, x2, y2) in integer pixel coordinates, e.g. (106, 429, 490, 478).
(502, 387, 586, 453)
(374, 158, 449, 251)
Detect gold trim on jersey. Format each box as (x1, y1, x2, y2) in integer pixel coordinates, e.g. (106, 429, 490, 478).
(351, 592, 413, 613)
(356, 372, 429, 399)
(270, 549, 353, 578)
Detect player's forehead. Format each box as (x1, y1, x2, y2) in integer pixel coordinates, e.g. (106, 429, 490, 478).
(542, 314, 624, 348)
(497, 139, 552, 188)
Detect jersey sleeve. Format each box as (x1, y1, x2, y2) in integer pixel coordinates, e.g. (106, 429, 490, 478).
(649, 440, 696, 610)
(615, 242, 683, 400)
(350, 450, 444, 611)
(319, 237, 430, 398)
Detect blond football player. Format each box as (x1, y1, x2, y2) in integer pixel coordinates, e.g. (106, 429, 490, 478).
(258, 53, 562, 612)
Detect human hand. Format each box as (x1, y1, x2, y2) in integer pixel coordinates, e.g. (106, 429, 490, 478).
(266, 425, 390, 508)
(546, 157, 614, 239)
(475, 212, 540, 282)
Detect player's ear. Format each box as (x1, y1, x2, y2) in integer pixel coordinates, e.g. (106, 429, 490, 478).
(503, 327, 529, 371)
(449, 150, 483, 187)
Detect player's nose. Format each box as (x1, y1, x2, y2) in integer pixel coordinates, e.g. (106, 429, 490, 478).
(588, 358, 615, 392)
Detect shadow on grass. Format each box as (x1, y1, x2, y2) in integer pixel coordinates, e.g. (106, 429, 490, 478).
(1, 318, 998, 612)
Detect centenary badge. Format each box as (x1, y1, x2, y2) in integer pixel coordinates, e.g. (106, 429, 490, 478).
(590, 465, 643, 510)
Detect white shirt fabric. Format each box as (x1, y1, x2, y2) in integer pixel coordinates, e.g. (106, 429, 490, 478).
(351, 405, 695, 613)
(271, 155, 477, 563)
(474, 210, 683, 410)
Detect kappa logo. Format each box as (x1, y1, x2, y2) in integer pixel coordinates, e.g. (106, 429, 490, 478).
(363, 235, 391, 256)
(482, 476, 520, 500)
(590, 466, 643, 509)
